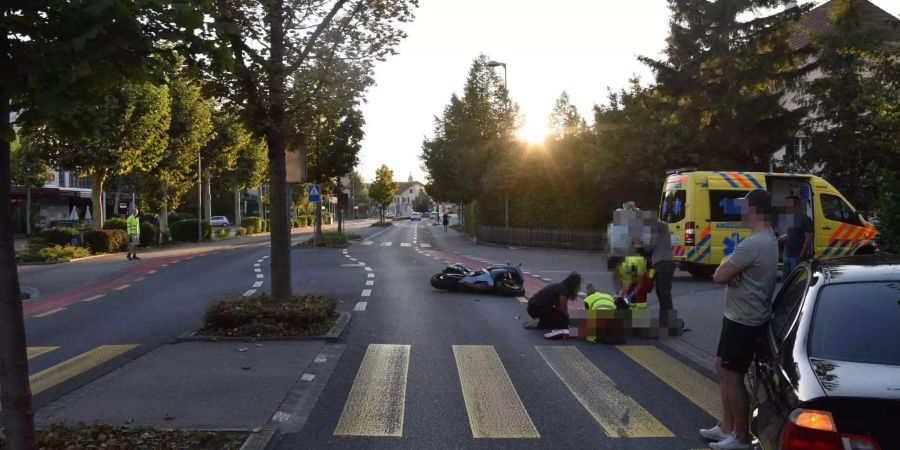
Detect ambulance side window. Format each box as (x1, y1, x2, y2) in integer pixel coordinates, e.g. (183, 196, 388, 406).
(660, 190, 686, 223)
(821, 194, 862, 226)
(709, 190, 750, 222)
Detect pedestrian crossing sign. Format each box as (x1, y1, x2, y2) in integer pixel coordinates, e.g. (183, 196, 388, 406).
(307, 184, 322, 202)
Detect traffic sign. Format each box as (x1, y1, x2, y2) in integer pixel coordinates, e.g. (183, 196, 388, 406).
(307, 184, 321, 202)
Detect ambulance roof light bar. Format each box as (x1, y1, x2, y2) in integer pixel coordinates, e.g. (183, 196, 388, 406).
(666, 167, 698, 175)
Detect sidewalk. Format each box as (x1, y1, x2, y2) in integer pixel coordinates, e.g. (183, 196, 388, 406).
(36, 341, 327, 431)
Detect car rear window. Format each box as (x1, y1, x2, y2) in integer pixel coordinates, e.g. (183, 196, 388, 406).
(809, 282, 900, 366)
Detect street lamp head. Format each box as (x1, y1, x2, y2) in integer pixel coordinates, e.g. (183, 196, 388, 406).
(487, 61, 506, 68)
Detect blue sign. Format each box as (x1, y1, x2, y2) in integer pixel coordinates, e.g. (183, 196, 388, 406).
(719, 198, 742, 215)
(307, 184, 321, 202)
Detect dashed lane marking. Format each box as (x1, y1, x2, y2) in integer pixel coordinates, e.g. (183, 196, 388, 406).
(381, 242, 393, 247)
(334, 344, 410, 437)
(254, 268, 262, 273)
(254, 263, 261, 267)
(253, 281, 263, 288)
(30, 344, 139, 395)
(132, 277, 145, 282)
(361, 289, 372, 297)
(420, 243, 431, 248)
(114, 284, 130, 291)
(243, 289, 257, 297)
(367, 273, 374, 278)
(617, 345, 722, 419)
(256, 274, 264, 279)
(27, 347, 59, 360)
(81, 294, 105, 302)
(537, 346, 673, 438)
(353, 302, 367, 311)
(147, 270, 157, 274)
(366, 280, 374, 286)
(453, 345, 539, 438)
(34, 307, 66, 318)
(361, 241, 373, 246)
(400, 243, 411, 247)
(364, 267, 372, 272)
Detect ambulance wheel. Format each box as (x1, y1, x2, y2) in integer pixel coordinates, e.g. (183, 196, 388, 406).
(687, 265, 715, 279)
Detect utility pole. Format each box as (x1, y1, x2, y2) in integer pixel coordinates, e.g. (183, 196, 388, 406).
(197, 153, 202, 242)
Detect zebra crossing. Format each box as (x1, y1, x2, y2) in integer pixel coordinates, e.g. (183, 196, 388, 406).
(358, 240, 432, 248)
(26, 344, 138, 396)
(332, 343, 718, 441)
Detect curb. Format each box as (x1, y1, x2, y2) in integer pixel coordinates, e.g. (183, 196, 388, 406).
(175, 311, 351, 343)
(240, 427, 279, 450)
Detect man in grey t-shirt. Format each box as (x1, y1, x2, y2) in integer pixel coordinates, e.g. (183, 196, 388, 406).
(702, 189, 778, 450)
(650, 219, 677, 325)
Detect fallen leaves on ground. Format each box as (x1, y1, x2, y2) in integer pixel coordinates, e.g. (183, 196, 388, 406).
(33, 423, 247, 449)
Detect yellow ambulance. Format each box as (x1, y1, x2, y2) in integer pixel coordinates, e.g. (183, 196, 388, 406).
(659, 169, 878, 278)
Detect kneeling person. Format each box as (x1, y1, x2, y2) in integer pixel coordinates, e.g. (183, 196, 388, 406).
(526, 272, 581, 329)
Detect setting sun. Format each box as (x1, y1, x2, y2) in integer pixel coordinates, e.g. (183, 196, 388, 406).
(517, 119, 548, 145)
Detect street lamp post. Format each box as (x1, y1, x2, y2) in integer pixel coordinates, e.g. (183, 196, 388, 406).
(487, 60, 510, 229)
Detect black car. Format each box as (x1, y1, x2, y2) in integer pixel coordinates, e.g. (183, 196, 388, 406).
(750, 255, 900, 450)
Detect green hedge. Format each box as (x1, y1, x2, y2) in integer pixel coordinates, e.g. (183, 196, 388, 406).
(102, 217, 127, 230)
(236, 227, 248, 236)
(171, 219, 211, 242)
(83, 229, 128, 254)
(243, 216, 262, 234)
(140, 222, 156, 246)
(39, 227, 79, 246)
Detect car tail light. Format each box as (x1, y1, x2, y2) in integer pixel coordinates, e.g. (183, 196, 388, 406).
(779, 409, 881, 450)
(685, 221, 696, 246)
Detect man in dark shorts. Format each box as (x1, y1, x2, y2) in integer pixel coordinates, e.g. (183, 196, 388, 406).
(702, 189, 778, 450)
(525, 272, 581, 329)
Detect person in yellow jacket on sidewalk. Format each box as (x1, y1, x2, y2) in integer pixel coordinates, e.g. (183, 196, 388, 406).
(127, 208, 141, 260)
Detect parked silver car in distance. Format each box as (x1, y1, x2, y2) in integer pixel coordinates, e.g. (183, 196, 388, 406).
(210, 216, 230, 227)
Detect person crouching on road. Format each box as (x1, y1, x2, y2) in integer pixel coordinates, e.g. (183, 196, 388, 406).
(526, 272, 581, 329)
(127, 208, 141, 260)
(701, 189, 778, 450)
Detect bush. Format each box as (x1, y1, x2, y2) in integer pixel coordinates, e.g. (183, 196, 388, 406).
(216, 228, 230, 239)
(296, 231, 361, 248)
(102, 217, 127, 230)
(876, 168, 900, 253)
(170, 219, 211, 242)
(140, 222, 156, 246)
(39, 227, 79, 246)
(199, 293, 337, 337)
(39, 245, 89, 261)
(236, 227, 248, 236)
(243, 216, 262, 234)
(261, 219, 269, 232)
(323, 212, 332, 224)
(83, 229, 128, 254)
(168, 213, 193, 225)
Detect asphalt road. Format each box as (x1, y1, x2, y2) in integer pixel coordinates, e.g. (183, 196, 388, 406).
(279, 221, 722, 449)
(20, 219, 730, 449)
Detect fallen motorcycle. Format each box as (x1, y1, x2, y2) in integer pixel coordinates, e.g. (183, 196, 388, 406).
(430, 263, 525, 296)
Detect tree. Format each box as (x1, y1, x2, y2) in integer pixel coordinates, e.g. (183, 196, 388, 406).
(420, 55, 519, 207)
(2, 1, 205, 445)
(412, 190, 430, 214)
(640, 0, 811, 170)
(202, 0, 416, 301)
(36, 80, 172, 230)
(799, 0, 900, 213)
(547, 91, 587, 141)
(220, 134, 268, 228)
(10, 137, 51, 235)
(369, 165, 398, 222)
(146, 70, 214, 243)
(200, 110, 244, 235)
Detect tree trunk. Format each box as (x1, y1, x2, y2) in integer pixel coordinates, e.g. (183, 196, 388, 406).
(25, 187, 31, 236)
(91, 168, 106, 230)
(113, 185, 121, 217)
(336, 178, 343, 234)
(158, 180, 169, 245)
(0, 55, 36, 448)
(315, 198, 323, 242)
(233, 183, 242, 227)
(266, 0, 291, 302)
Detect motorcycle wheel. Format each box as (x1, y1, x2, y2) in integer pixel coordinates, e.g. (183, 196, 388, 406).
(495, 278, 525, 296)
(431, 274, 457, 290)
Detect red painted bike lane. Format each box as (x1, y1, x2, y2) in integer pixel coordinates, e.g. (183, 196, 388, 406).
(22, 252, 215, 318)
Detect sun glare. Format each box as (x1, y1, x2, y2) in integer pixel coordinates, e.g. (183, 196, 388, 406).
(517, 121, 548, 145)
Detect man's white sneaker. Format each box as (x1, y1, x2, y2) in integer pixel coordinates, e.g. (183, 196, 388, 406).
(709, 435, 750, 450)
(699, 424, 731, 441)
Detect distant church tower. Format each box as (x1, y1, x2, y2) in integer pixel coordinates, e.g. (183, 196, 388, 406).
(408, 173, 413, 182)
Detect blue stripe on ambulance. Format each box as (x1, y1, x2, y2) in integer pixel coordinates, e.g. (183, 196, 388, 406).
(715, 171, 740, 188)
(738, 172, 764, 189)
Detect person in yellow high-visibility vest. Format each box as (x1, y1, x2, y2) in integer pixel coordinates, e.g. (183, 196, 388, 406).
(127, 208, 141, 260)
(581, 284, 628, 344)
(616, 255, 654, 308)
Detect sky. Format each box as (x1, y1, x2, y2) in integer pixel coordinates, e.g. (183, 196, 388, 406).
(355, 0, 900, 183)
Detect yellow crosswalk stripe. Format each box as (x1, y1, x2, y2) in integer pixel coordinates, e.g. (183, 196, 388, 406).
(516, 296, 528, 303)
(537, 346, 673, 438)
(453, 345, 539, 438)
(334, 344, 410, 437)
(27, 347, 59, 360)
(29, 344, 138, 395)
(617, 345, 722, 419)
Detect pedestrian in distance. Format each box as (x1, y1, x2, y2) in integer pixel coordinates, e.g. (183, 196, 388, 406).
(127, 207, 141, 260)
(524, 272, 581, 330)
(778, 194, 813, 278)
(442, 213, 449, 231)
(701, 189, 778, 450)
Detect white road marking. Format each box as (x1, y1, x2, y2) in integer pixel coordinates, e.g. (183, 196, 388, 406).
(257, 259, 264, 263)
(301, 373, 316, 382)
(354, 302, 368, 311)
(361, 289, 372, 297)
(254, 268, 262, 273)
(263, 256, 269, 259)
(368, 273, 375, 278)
(254, 263, 260, 267)
(541, 278, 552, 282)
(362, 241, 373, 246)
(253, 281, 263, 288)
(366, 280, 374, 286)
(243, 289, 256, 297)
(314, 354, 328, 364)
(381, 242, 392, 247)
(257, 274, 264, 279)
(400, 243, 411, 247)
(350, 258, 358, 261)
(420, 243, 431, 248)
(365, 267, 372, 272)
